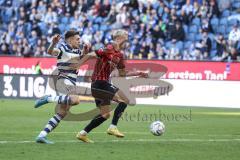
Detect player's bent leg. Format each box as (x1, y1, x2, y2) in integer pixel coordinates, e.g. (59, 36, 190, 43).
(36, 104, 68, 144)
(113, 89, 130, 104)
(107, 90, 129, 138)
(34, 94, 82, 108)
(77, 105, 111, 143)
(68, 95, 81, 105)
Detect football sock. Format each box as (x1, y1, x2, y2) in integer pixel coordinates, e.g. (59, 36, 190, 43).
(38, 113, 63, 138)
(111, 102, 127, 126)
(83, 114, 107, 133)
(47, 95, 71, 105)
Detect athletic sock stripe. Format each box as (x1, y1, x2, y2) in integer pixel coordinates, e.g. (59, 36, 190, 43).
(58, 96, 63, 104)
(64, 96, 68, 105)
(45, 124, 53, 130)
(44, 128, 51, 133)
(53, 116, 60, 123)
(56, 113, 63, 120)
(48, 120, 57, 128)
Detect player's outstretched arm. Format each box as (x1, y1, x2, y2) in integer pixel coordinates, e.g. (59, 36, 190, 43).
(47, 34, 61, 56)
(70, 52, 98, 69)
(118, 69, 148, 78)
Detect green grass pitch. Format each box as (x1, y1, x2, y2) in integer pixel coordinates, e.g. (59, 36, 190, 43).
(0, 99, 240, 160)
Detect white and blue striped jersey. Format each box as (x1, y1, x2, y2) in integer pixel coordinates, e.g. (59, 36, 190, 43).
(56, 42, 82, 84)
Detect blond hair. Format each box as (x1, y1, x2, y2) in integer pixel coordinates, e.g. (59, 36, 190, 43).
(112, 29, 128, 40)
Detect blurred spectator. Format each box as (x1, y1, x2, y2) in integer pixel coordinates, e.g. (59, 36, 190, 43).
(197, 0, 209, 19)
(195, 30, 212, 59)
(68, 1, 78, 16)
(218, 0, 231, 12)
(228, 24, 240, 48)
(116, 5, 130, 28)
(0, 43, 10, 55)
(201, 30, 212, 54)
(106, 5, 117, 25)
(166, 40, 181, 60)
(181, 0, 194, 24)
(44, 7, 58, 24)
(169, 21, 185, 41)
(0, 0, 238, 62)
(151, 25, 165, 43)
(99, 0, 111, 18)
(214, 34, 226, 57)
(201, 18, 213, 33)
(209, 0, 220, 18)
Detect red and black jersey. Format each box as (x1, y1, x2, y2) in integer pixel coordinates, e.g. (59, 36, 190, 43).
(91, 44, 125, 81)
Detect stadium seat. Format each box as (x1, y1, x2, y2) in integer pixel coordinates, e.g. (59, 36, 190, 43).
(232, 2, 240, 9)
(38, 22, 48, 34)
(69, 17, 75, 24)
(192, 18, 201, 26)
(210, 17, 219, 26)
(100, 25, 108, 32)
(176, 41, 184, 51)
(219, 18, 228, 26)
(212, 25, 218, 33)
(222, 10, 230, 17)
(196, 34, 202, 41)
(131, 10, 138, 17)
(94, 17, 103, 24)
(186, 33, 196, 41)
(226, 26, 232, 34)
(183, 25, 188, 33)
(230, 10, 238, 16)
(189, 25, 198, 33)
(93, 24, 99, 32)
(165, 41, 172, 49)
(59, 24, 65, 33)
(210, 50, 217, 58)
(212, 41, 217, 50)
(228, 19, 238, 26)
(60, 17, 69, 24)
(184, 41, 192, 49)
(217, 26, 226, 34)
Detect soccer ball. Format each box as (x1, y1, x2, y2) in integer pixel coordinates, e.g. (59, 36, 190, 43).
(150, 121, 165, 136)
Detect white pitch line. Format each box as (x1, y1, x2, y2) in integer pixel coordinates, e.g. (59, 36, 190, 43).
(0, 131, 240, 137)
(1, 139, 240, 144)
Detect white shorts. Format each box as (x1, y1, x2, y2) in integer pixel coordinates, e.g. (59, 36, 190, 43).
(56, 78, 77, 96)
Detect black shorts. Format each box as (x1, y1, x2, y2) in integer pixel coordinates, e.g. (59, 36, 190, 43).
(91, 80, 119, 106)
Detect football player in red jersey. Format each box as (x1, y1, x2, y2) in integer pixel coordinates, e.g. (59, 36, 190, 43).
(76, 29, 148, 143)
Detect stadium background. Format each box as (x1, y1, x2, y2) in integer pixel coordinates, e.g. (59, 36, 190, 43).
(0, 0, 240, 160)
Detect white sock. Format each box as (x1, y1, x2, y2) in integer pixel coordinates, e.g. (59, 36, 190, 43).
(47, 95, 70, 105)
(80, 130, 87, 135)
(47, 96, 55, 102)
(38, 131, 47, 138)
(47, 96, 58, 103)
(109, 124, 117, 129)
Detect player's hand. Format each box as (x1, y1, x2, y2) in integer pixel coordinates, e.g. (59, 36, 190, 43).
(52, 34, 61, 44)
(139, 72, 149, 78)
(83, 43, 91, 54)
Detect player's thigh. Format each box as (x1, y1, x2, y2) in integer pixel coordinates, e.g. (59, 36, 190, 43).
(56, 78, 76, 95)
(91, 81, 117, 103)
(113, 89, 129, 104)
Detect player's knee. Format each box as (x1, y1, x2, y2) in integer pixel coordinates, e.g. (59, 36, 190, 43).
(101, 112, 111, 119)
(58, 104, 70, 116)
(123, 98, 130, 105)
(57, 112, 67, 118)
(69, 95, 80, 105)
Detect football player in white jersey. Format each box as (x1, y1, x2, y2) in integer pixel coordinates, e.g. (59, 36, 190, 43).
(35, 30, 93, 144)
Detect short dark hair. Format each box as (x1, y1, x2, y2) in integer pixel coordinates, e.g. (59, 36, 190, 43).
(64, 30, 80, 40)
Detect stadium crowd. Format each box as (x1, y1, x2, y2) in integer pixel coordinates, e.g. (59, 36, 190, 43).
(0, 0, 240, 61)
